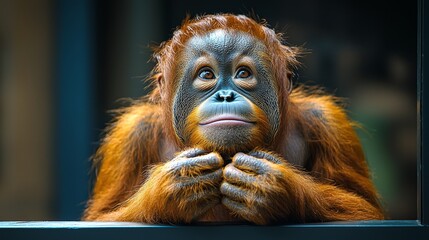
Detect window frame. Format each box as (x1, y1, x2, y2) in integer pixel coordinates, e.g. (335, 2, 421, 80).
(418, 0, 429, 227)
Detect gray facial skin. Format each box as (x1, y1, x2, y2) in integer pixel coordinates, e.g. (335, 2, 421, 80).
(172, 29, 280, 152)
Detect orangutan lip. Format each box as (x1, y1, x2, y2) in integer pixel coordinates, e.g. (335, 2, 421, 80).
(200, 115, 254, 126)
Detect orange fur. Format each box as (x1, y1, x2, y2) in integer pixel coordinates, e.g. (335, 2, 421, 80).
(83, 14, 384, 223)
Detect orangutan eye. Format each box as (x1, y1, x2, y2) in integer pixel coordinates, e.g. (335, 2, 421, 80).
(235, 68, 252, 79)
(198, 68, 215, 80)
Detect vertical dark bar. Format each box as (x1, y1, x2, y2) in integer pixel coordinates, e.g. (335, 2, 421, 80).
(418, 0, 429, 226)
(56, 0, 95, 220)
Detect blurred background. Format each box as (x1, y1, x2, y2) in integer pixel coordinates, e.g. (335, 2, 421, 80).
(0, 0, 417, 220)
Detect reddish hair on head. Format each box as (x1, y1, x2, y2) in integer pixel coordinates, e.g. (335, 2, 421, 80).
(153, 14, 301, 97)
(151, 14, 301, 145)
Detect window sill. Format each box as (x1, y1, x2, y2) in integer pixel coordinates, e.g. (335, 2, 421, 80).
(0, 220, 427, 240)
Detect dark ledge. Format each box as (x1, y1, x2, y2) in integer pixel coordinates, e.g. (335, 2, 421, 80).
(0, 220, 428, 240)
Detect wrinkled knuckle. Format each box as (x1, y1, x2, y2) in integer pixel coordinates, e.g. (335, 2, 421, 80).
(182, 148, 205, 158)
(233, 152, 246, 160)
(204, 153, 217, 161)
(223, 164, 233, 172)
(177, 149, 191, 157)
(189, 147, 202, 153)
(214, 153, 224, 163)
(249, 150, 263, 157)
(220, 182, 228, 193)
(223, 165, 235, 177)
(231, 153, 243, 164)
(164, 162, 180, 175)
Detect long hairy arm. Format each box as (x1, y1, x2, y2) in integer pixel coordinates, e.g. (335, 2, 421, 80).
(83, 103, 163, 220)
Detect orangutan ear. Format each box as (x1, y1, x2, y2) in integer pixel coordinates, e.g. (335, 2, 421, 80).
(155, 73, 166, 101)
